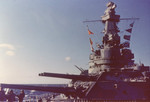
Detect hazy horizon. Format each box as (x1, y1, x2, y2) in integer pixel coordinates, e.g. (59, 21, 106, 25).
(0, 0, 150, 84)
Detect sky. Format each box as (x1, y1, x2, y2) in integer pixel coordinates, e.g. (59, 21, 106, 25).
(0, 0, 150, 84)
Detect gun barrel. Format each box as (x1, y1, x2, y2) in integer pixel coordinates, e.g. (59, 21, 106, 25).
(0, 84, 75, 94)
(39, 72, 96, 81)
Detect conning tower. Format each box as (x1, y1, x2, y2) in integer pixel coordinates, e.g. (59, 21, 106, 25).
(89, 2, 134, 73)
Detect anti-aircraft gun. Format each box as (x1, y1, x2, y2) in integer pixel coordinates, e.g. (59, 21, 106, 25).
(1, 2, 150, 101)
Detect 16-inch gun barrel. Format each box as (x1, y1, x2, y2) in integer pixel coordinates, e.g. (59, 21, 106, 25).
(0, 84, 75, 94)
(39, 72, 97, 81)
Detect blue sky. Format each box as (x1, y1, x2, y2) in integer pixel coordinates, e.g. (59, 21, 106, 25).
(0, 0, 150, 84)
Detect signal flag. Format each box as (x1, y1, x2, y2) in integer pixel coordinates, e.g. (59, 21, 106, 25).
(88, 29, 94, 35)
(89, 38, 94, 52)
(126, 28, 132, 33)
(90, 44, 94, 52)
(130, 22, 134, 27)
(124, 35, 131, 41)
(89, 38, 93, 45)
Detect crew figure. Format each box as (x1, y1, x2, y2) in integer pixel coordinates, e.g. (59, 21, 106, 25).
(0, 88, 6, 101)
(6, 90, 16, 102)
(17, 90, 25, 102)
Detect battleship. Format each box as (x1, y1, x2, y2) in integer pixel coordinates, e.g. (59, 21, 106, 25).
(1, 1, 150, 101)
